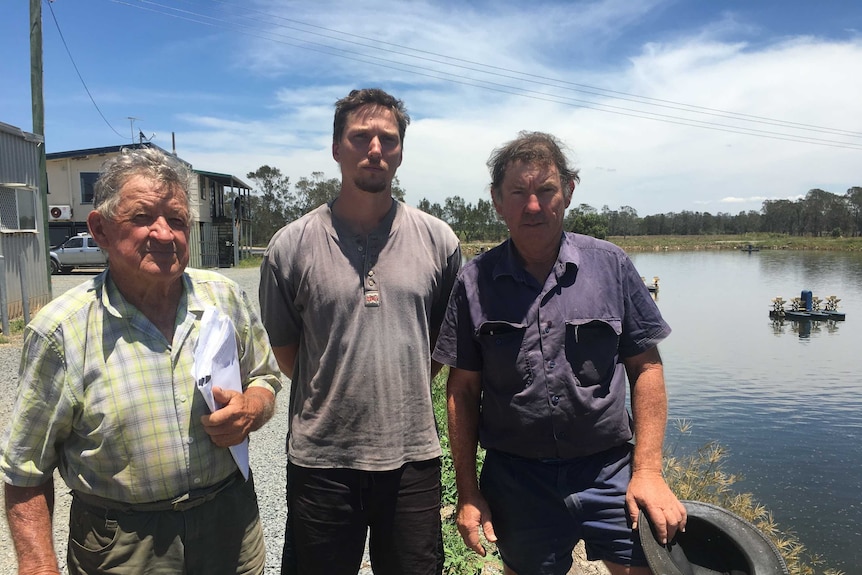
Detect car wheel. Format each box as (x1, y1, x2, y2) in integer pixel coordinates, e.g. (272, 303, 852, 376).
(50, 259, 60, 275)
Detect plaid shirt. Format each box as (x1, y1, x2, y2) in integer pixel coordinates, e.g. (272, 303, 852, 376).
(0, 268, 281, 503)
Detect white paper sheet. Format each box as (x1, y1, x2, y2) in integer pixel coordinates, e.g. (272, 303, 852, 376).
(193, 306, 249, 480)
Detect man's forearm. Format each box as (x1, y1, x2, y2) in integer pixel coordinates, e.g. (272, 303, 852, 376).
(4, 480, 60, 574)
(446, 370, 483, 497)
(628, 357, 668, 472)
(624, 347, 668, 472)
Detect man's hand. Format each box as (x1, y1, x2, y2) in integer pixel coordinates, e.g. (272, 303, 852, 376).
(626, 469, 686, 545)
(201, 386, 274, 447)
(456, 492, 498, 557)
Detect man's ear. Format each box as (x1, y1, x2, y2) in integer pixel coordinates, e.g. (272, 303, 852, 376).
(87, 211, 109, 248)
(492, 189, 503, 216)
(564, 180, 575, 208)
(332, 141, 340, 162)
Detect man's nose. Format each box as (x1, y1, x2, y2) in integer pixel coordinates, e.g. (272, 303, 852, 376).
(149, 216, 175, 240)
(524, 193, 541, 212)
(368, 136, 382, 158)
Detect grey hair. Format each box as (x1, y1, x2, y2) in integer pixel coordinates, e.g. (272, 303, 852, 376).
(487, 131, 580, 201)
(93, 146, 192, 219)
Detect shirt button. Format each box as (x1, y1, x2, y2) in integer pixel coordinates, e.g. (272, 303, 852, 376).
(544, 326, 550, 334)
(367, 270, 375, 277)
(187, 438, 194, 444)
(549, 360, 556, 369)
(193, 477, 202, 485)
(180, 395, 187, 403)
(552, 395, 560, 405)
(358, 246, 364, 252)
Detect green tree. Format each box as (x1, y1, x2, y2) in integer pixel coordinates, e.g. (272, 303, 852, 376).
(443, 196, 468, 239)
(246, 166, 292, 243)
(565, 204, 608, 239)
(761, 199, 801, 235)
(801, 188, 833, 236)
(417, 198, 445, 220)
(390, 175, 407, 203)
(846, 186, 862, 237)
(293, 172, 341, 217)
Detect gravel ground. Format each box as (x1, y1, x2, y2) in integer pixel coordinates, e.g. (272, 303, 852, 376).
(0, 267, 605, 575)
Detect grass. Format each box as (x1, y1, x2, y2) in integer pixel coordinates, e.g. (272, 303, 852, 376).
(236, 254, 264, 269)
(608, 233, 862, 252)
(433, 370, 502, 575)
(432, 372, 845, 575)
(0, 318, 26, 344)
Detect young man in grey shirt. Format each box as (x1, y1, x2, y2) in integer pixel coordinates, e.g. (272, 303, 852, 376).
(259, 88, 461, 575)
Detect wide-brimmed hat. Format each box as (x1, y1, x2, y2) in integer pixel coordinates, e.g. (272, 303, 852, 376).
(639, 500, 789, 575)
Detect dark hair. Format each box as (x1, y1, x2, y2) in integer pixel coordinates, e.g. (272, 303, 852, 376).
(93, 146, 191, 220)
(333, 88, 410, 145)
(487, 131, 580, 201)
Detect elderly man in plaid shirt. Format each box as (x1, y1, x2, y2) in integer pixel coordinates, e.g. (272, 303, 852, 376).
(1, 146, 281, 575)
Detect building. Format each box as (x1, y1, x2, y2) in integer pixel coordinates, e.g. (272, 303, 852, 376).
(0, 121, 51, 325)
(46, 143, 252, 268)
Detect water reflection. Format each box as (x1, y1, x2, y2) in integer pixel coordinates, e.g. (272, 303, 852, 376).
(769, 317, 844, 338)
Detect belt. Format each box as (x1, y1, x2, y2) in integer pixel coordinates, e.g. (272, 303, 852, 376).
(73, 471, 242, 513)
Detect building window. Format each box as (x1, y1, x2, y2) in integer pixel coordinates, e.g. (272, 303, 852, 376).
(0, 186, 38, 232)
(81, 172, 99, 204)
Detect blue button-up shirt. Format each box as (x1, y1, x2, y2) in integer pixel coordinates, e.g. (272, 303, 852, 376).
(433, 233, 671, 459)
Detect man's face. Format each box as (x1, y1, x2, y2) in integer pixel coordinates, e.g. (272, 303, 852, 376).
(89, 174, 190, 288)
(333, 104, 403, 194)
(493, 160, 572, 258)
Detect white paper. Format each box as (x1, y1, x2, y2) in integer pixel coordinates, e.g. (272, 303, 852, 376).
(193, 306, 249, 479)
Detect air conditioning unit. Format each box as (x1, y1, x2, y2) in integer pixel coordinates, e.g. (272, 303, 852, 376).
(48, 205, 73, 221)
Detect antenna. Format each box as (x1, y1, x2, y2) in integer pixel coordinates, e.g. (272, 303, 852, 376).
(127, 116, 139, 144)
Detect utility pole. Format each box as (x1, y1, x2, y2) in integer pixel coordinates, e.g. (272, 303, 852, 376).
(31, 0, 52, 284)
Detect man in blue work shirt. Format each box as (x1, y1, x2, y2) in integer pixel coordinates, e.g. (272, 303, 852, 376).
(433, 131, 686, 575)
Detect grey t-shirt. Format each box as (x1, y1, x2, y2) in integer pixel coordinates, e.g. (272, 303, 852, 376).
(260, 200, 461, 471)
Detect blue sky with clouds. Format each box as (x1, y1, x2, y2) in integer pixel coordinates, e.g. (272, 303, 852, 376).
(2, 0, 861, 216)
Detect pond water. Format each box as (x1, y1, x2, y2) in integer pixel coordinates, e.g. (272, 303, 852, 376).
(628, 249, 862, 572)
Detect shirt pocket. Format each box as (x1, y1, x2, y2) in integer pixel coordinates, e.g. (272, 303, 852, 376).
(476, 320, 533, 393)
(564, 319, 622, 387)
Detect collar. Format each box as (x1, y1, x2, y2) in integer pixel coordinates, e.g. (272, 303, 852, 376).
(326, 197, 401, 239)
(98, 270, 199, 319)
(492, 232, 579, 284)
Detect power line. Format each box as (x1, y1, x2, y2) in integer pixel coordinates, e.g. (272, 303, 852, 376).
(202, 0, 862, 140)
(109, 0, 862, 150)
(45, 0, 127, 140)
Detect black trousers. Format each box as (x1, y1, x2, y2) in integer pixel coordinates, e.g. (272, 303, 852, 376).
(281, 458, 443, 575)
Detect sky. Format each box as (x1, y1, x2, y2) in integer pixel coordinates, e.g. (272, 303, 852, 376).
(2, 0, 861, 216)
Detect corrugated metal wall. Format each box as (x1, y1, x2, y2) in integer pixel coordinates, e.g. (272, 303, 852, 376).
(0, 122, 51, 325)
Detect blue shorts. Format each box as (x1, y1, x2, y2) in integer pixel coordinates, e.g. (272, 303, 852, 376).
(480, 444, 647, 575)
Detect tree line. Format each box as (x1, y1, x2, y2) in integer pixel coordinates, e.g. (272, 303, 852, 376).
(242, 166, 862, 244)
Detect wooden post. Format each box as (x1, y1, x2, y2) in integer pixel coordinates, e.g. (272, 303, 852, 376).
(31, 0, 53, 294)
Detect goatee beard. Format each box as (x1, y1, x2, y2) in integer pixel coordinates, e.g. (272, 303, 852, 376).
(354, 176, 389, 194)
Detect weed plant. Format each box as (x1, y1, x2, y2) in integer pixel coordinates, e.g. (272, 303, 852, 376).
(664, 419, 844, 575)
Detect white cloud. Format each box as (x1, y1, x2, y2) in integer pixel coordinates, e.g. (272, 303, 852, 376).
(81, 1, 862, 218)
